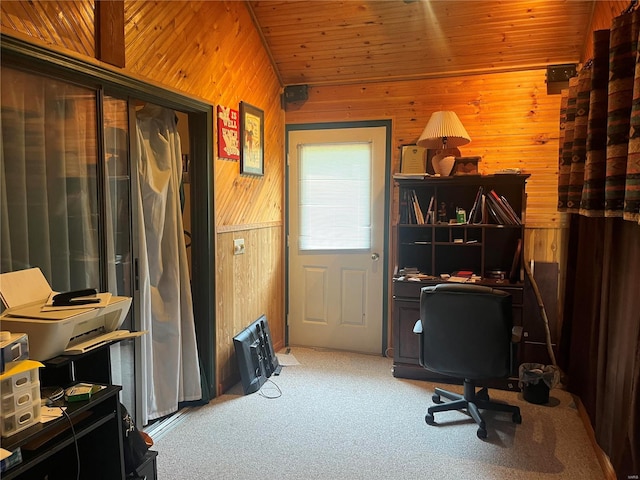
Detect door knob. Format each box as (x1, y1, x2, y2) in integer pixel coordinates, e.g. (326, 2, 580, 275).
(371, 252, 380, 261)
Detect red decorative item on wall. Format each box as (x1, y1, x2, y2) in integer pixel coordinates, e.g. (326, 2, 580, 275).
(217, 105, 240, 160)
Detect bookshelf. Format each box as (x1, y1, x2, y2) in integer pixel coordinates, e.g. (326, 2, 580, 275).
(392, 174, 529, 386)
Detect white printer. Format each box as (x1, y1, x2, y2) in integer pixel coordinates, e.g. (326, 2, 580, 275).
(0, 268, 140, 361)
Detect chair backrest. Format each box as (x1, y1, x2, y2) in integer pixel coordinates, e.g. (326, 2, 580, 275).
(419, 283, 513, 379)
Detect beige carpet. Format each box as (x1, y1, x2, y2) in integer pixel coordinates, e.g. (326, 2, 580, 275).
(151, 347, 604, 479)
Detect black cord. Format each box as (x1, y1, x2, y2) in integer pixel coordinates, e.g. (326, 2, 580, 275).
(58, 406, 81, 480)
(258, 378, 282, 399)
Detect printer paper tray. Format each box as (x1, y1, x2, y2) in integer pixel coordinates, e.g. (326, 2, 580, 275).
(64, 330, 146, 355)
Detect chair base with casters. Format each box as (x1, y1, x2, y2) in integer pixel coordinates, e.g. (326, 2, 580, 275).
(424, 378, 522, 439)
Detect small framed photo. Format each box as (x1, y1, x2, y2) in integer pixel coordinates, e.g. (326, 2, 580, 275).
(400, 145, 427, 174)
(240, 102, 264, 176)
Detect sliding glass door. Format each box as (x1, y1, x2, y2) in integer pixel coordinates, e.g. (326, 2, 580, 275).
(0, 67, 137, 416)
(1, 37, 217, 426)
(1, 67, 101, 289)
(103, 94, 137, 415)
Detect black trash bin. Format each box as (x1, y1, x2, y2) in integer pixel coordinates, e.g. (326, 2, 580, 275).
(519, 363, 559, 404)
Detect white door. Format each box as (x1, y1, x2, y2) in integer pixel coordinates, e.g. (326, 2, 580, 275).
(287, 125, 388, 354)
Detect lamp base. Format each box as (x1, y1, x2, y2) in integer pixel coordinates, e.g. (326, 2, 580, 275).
(431, 147, 461, 176)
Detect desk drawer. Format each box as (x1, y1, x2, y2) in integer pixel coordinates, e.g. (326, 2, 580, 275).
(394, 280, 523, 304)
(494, 286, 523, 305)
(393, 280, 433, 299)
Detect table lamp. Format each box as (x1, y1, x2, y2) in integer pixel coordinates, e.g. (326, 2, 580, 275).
(416, 111, 471, 176)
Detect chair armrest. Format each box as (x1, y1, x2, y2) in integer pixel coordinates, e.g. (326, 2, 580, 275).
(413, 320, 423, 334)
(511, 326, 523, 343)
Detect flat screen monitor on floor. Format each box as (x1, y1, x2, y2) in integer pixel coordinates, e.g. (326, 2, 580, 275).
(233, 314, 280, 395)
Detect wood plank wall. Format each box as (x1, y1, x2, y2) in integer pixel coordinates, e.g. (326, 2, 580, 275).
(284, 0, 631, 349)
(286, 70, 563, 226)
(1, 0, 286, 395)
(285, 70, 567, 342)
(121, 1, 286, 393)
(1, 0, 630, 390)
(0, 0, 95, 57)
(584, 1, 629, 60)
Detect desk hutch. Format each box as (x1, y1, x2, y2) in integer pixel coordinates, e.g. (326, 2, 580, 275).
(392, 174, 533, 387)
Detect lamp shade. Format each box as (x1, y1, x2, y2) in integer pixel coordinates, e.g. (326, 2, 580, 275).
(416, 111, 471, 149)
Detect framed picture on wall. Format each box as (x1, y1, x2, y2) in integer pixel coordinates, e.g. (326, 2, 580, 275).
(239, 101, 264, 176)
(217, 105, 240, 161)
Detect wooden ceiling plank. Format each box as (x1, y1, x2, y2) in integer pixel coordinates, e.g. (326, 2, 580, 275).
(248, 0, 594, 86)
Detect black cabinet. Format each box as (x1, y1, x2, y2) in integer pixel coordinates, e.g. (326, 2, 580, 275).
(1, 385, 125, 480)
(392, 174, 529, 388)
(1, 344, 156, 479)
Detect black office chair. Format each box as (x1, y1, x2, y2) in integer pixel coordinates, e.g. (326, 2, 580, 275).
(413, 283, 522, 439)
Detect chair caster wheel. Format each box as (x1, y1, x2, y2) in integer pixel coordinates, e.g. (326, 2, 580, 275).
(512, 412, 522, 424)
(477, 428, 487, 440)
(432, 394, 442, 404)
(425, 413, 435, 425)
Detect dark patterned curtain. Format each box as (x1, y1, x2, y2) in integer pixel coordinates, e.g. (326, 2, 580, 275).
(581, 29, 610, 215)
(558, 7, 640, 224)
(558, 7, 640, 479)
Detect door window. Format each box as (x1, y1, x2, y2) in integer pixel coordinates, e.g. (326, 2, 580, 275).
(298, 142, 372, 251)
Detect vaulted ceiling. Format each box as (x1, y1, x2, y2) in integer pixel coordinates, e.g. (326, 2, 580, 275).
(247, 0, 596, 86)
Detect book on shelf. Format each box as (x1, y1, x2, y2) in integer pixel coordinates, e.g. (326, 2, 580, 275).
(467, 186, 484, 224)
(499, 194, 522, 225)
(488, 194, 512, 224)
(452, 270, 474, 278)
(402, 190, 417, 224)
(486, 190, 521, 225)
(447, 271, 481, 283)
(407, 190, 434, 225)
(481, 195, 488, 223)
(393, 173, 430, 180)
(400, 190, 409, 224)
(425, 195, 435, 224)
(484, 195, 504, 224)
(411, 190, 425, 224)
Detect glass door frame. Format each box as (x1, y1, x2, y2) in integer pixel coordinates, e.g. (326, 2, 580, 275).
(1, 34, 217, 420)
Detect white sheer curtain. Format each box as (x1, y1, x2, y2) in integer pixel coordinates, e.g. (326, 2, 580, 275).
(135, 103, 202, 423)
(0, 67, 99, 291)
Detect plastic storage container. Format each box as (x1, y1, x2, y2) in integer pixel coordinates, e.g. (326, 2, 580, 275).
(1, 399, 41, 437)
(1, 381, 40, 415)
(0, 360, 43, 437)
(0, 362, 39, 394)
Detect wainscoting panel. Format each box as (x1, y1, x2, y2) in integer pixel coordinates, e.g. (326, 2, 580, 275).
(216, 224, 284, 394)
